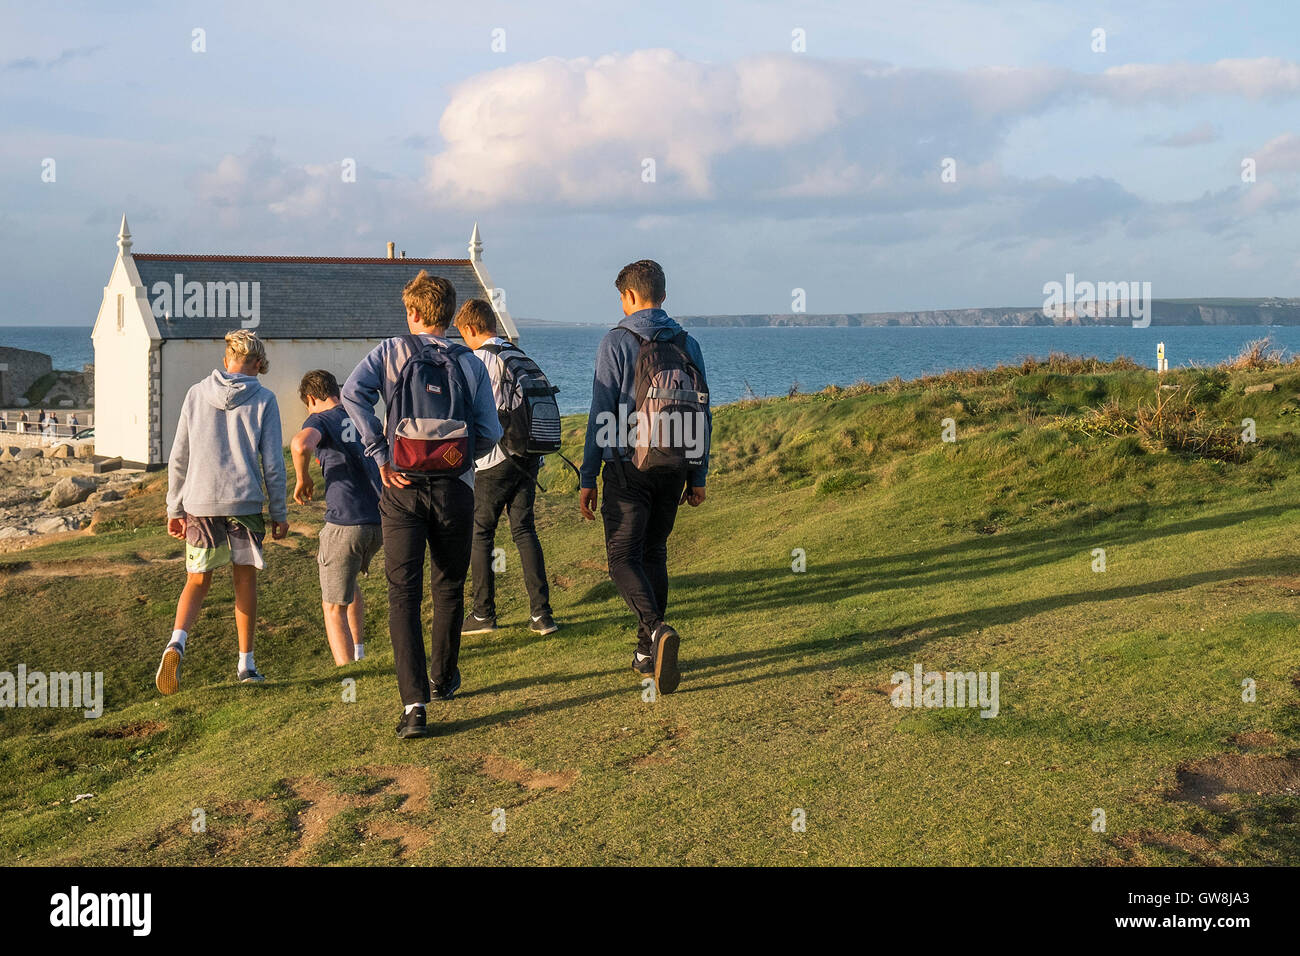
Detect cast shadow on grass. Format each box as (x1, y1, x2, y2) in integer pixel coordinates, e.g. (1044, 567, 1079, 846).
(434, 555, 1296, 737)
(608, 502, 1295, 624)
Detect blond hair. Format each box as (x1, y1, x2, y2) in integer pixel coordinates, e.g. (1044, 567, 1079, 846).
(225, 329, 269, 374)
(402, 269, 456, 329)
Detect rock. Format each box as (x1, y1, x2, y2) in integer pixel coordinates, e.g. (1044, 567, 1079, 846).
(0, 447, 19, 462)
(87, 489, 123, 507)
(0, 526, 30, 540)
(92, 456, 122, 475)
(17, 447, 44, 460)
(46, 475, 97, 509)
(32, 516, 74, 534)
(1244, 382, 1275, 394)
(50, 443, 75, 459)
(75, 443, 95, 459)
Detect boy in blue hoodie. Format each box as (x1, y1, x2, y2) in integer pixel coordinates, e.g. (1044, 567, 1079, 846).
(579, 260, 710, 694)
(155, 330, 289, 695)
(342, 270, 501, 739)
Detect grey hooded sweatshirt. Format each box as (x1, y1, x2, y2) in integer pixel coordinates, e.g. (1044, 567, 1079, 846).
(166, 369, 287, 523)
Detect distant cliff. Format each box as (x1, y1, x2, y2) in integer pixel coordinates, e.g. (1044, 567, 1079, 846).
(678, 299, 1300, 328)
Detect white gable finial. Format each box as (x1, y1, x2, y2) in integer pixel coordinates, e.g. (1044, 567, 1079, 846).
(469, 222, 482, 262)
(117, 214, 132, 254)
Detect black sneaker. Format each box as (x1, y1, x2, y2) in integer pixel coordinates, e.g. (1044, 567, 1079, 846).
(529, 612, 559, 636)
(462, 613, 497, 635)
(238, 667, 266, 684)
(396, 706, 432, 739)
(632, 649, 654, 676)
(651, 624, 681, 694)
(430, 667, 462, 701)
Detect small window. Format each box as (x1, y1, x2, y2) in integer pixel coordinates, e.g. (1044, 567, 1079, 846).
(116, 293, 124, 332)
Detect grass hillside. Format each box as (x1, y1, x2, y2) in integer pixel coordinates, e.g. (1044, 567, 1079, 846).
(2, 354, 1299, 865)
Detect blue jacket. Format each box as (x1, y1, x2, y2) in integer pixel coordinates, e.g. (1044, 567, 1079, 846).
(579, 308, 710, 489)
(342, 333, 503, 491)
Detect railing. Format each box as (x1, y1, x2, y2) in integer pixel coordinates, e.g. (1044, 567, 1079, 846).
(0, 413, 93, 441)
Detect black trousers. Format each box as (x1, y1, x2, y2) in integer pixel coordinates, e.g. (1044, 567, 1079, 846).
(471, 456, 552, 620)
(380, 477, 474, 705)
(600, 460, 687, 651)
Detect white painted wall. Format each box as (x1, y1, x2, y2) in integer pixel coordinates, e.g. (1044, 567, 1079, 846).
(91, 255, 156, 464)
(160, 338, 390, 458)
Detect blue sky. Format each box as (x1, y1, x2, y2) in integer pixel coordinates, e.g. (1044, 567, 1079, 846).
(2, 0, 1298, 326)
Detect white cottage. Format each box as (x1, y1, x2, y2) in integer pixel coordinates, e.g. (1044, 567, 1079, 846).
(92, 217, 518, 467)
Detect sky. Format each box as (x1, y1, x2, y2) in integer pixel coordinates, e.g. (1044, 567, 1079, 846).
(2, 0, 1299, 326)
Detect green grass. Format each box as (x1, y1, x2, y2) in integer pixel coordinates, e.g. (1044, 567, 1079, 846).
(2, 356, 1299, 865)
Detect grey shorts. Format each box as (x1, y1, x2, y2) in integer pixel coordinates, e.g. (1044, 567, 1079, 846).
(318, 522, 383, 605)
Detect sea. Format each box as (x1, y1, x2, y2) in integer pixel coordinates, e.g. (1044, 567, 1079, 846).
(5, 323, 1300, 416)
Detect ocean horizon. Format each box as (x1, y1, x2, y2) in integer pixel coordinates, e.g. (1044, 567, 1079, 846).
(4, 323, 1298, 415)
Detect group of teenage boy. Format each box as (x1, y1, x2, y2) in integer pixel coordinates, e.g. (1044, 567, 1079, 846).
(153, 259, 712, 738)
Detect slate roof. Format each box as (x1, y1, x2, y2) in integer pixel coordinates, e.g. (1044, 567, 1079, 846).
(132, 254, 496, 340)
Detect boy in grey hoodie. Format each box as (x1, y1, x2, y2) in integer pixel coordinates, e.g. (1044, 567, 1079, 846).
(155, 330, 289, 695)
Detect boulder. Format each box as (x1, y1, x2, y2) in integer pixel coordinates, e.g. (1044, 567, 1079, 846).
(32, 516, 74, 534)
(17, 447, 44, 460)
(46, 475, 97, 509)
(0, 526, 30, 540)
(0, 447, 19, 462)
(1244, 382, 1275, 394)
(50, 443, 75, 459)
(75, 443, 95, 459)
(92, 456, 122, 475)
(87, 489, 123, 507)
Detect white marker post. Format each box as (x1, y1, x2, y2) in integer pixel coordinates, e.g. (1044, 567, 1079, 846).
(1156, 342, 1167, 373)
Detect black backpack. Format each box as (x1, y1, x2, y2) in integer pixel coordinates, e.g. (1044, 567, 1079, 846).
(625, 327, 710, 472)
(479, 342, 562, 457)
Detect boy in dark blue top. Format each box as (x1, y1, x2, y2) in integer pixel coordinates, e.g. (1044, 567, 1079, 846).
(579, 260, 710, 694)
(291, 369, 383, 666)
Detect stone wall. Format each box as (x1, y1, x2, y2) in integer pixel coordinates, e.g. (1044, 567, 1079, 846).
(0, 347, 53, 407)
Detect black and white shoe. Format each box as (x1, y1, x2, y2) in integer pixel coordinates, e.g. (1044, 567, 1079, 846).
(430, 667, 461, 701)
(461, 613, 497, 635)
(651, 624, 681, 694)
(237, 667, 266, 684)
(529, 612, 559, 636)
(155, 642, 184, 696)
(396, 706, 431, 739)
(632, 649, 654, 676)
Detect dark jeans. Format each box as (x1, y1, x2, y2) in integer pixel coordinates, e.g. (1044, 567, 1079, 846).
(380, 477, 475, 705)
(471, 456, 552, 620)
(600, 460, 687, 651)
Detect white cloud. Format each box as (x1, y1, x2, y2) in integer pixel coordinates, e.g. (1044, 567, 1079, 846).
(1255, 132, 1300, 173)
(424, 51, 1300, 210)
(1144, 121, 1220, 148)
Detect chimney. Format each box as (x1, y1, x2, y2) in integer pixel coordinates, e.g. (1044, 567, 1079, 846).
(386, 241, 395, 259)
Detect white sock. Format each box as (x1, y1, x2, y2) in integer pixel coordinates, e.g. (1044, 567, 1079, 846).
(170, 629, 188, 652)
(353, 643, 365, 661)
(239, 651, 255, 672)
(404, 702, 424, 714)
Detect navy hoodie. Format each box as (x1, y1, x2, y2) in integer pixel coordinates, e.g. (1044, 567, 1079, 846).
(579, 308, 710, 489)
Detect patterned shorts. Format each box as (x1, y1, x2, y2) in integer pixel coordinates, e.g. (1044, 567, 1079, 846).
(185, 513, 266, 573)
